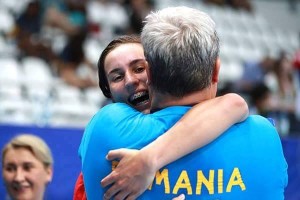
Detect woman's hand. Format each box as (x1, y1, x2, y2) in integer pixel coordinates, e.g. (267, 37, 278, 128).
(101, 148, 156, 200)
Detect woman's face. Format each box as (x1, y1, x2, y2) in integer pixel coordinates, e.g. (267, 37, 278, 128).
(2, 147, 52, 200)
(104, 43, 150, 113)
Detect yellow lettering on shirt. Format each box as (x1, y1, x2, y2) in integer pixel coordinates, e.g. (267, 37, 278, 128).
(218, 169, 224, 194)
(196, 170, 214, 194)
(111, 161, 247, 196)
(173, 170, 192, 194)
(226, 168, 246, 192)
(149, 169, 171, 193)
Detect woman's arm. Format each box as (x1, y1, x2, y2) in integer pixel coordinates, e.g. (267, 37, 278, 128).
(101, 93, 248, 200)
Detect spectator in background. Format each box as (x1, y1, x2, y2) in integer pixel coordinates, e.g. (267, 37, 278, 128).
(11, 0, 88, 64)
(55, 29, 98, 89)
(124, 0, 155, 34)
(270, 51, 298, 135)
(272, 51, 297, 115)
(235, 55, 276, 97)
(250, 82, 274, 117)
(292, 32, 300, 86)
(293, 49, 300, 84)
(225, 0, 253, 12)
(2, 134, 53, 200)
(42, 0, 88, 36)
(12, 0, 57, 63)
(292, 32, 300, 123)
(249, 51, 299, 136)
(204, 0, 252, 12)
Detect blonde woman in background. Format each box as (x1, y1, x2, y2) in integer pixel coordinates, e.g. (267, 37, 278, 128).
(2, 134, 53, 200)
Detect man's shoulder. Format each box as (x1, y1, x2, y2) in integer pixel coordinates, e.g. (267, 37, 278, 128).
(244, 115, 276, 128)
(152, 106, 190, 117)
(233, 114, 280, 141)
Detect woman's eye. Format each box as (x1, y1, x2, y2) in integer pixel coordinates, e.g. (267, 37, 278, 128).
(23, 163, 33, 172)
(112, 75, 123, 82)
(135, 66, 145, 73)
(5, 165, 16, 172)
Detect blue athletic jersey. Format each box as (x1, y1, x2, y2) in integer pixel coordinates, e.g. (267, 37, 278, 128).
(79, 103, 288, 200)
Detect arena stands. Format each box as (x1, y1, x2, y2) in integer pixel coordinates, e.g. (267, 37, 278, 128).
(0, 0, 299, 128)
(0, 0, 299, 199)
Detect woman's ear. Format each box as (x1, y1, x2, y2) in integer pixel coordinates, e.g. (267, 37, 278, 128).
(45, 166, 53, 184)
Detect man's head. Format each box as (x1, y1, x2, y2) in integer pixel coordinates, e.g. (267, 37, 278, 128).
(98, 35, 150, 113)
(141, 6, 220, 99)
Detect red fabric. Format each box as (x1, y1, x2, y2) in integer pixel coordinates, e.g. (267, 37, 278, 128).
(293, 50, 300, 69)
(73, 172, 87, 200)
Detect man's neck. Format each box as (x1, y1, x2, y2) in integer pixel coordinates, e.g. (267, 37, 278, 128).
(150, 86, 217, 112)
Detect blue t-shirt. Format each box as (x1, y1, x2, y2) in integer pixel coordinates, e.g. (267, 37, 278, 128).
(79, 103, 288, 200)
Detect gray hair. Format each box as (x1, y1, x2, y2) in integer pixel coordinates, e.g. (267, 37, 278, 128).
(141, 6, 220, 97)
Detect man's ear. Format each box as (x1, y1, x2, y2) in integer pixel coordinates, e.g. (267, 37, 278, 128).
(145, 61, 151, 86)
(212, 58, 220, 83)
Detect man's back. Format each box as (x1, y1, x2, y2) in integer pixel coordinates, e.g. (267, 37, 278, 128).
(143, 115, 288, 199)
(80, 103, 287, 200)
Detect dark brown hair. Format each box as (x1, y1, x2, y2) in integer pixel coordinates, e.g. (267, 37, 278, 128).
(97, 35, 141, 98)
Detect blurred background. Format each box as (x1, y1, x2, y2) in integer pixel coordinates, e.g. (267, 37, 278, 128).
(0, 0, 299, 199)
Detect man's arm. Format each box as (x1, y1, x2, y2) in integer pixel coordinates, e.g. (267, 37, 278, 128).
(101, 93, 249, 200)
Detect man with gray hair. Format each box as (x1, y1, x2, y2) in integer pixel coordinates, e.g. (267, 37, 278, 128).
(80, 6, 288, 200)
